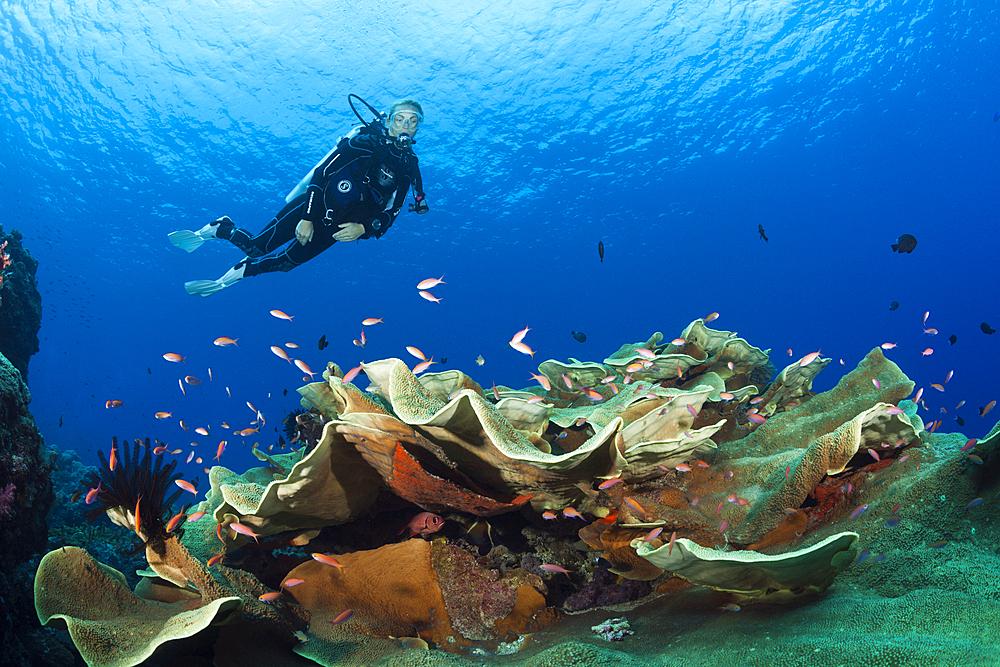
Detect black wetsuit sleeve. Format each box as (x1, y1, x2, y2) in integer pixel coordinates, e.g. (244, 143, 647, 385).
(301, 132, 377, 224)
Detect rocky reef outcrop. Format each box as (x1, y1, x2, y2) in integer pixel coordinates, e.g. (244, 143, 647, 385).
(0, 227, 41, 382)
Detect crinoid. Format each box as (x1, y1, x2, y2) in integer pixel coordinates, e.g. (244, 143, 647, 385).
(83, 436, 183, 552)
(282, 408, 325, 446)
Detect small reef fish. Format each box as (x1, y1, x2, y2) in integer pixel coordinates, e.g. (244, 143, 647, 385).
(510, 341, 535, 357)
(312, 553, 345, 569)
(258, 591, 282, 603)
(541, 511, 557, 520)
(213, 337, 239, 347)
(889, 301, 899, 311)
(184, 375, 200, 385)
(109, 446, 117, 472)
(418, 291, 441, 303)
(981, 401, 996, 418)
(285, 342, 298, 349)
(667, 531, 677, 555)
(215, 440, 226, 460)
(105, 399, 123, 409)
(175, 479, 197, 494)
(799, 351, 821, 367)
(406, 346, 427, 361)
(318, 334, 328, 350)
(720, 603, 741, 612)
(675, 463, 692, 473)
(562, 507, 586, 521)
(872, 378, 881, 389)
(981, 322, 996, 334)
(271, 346, 292, 363)
(270, 309, 294, 321)
(598, 478, 622, 490)
(622, 497, 647, 515)
(361, 317, 383, 326)
(922, 348, 933, 356)
(230, 522, 260, 543)
(475, 355, 485, 366)
(539, 564, 571, 576)
(642, 527, 663, 543)
(530, 373, 551, 391)
(598, 240, 604, 262)
(413, 358, 436, 374)
(283, 578, 305, 587)
(571, 331, 587, 342)
(188, 511, 206, 522)
(207, 554, 224, 567)
(758, 224, 768, 242)
(343, 363, 363, 384)
(891, 234, 917, 253)
(163, 353, 186, 363)
(85, 484, 101, 504)
(416, 276, 446, 290)
(403, 512, 444, 536)
(849, 504, 869, 520)
(165, 511, 185, 533)
(294, 359, 315, 379)
(330, 609, 354, 625)
(704, 312, 720, 322)
(510, 325, 531, 345)
(195, 427, 209, 436)
(155, 411, 172, 420)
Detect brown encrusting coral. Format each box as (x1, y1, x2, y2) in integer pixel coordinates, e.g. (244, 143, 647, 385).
(35, 319, 990, 666)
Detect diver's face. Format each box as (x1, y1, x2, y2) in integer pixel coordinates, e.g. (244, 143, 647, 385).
(388, 110, 421, 138)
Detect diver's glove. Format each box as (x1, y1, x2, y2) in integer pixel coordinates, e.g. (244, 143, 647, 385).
(333, 222, 366, 243)
(409, 194, 429, 214)
(295, 219, 314, 245)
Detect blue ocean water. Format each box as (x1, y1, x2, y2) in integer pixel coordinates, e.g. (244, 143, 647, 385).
(1, 0, 997, 496)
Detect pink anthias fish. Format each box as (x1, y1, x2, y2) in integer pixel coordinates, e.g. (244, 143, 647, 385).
(401, 512, 445, 537)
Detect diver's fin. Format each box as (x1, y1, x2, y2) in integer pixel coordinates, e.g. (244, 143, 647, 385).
(168, 230, 206, 253)
(184, 280, 226, 297)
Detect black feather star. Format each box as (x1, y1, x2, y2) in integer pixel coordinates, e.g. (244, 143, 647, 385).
(83, 436, 183, 549)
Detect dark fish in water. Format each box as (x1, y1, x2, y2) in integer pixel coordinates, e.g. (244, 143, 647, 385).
(955, 416, 965, 427)
(571, 331, 587, 343)
(282, 389, 288, 396)
(995, 111, 1000, 122)
(58, 414, 63, 427)
(147, 367, 152, 375)
(440, 357, 448, 365)
(69, 491, 81, 503)
(949, 334, 957, 345)
(889, 301, 899, 311)
(891, 234, 917, 253)
(758, 224, 768, 242)
(318, 334, 328, 351)
(982, 322, 996, 334)
(598, 241, 604, 263)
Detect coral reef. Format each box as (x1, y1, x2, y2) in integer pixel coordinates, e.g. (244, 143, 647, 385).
(33, 319, 1000, 667)
(0, 226, 41, 380)
(0, 350, 53, 667)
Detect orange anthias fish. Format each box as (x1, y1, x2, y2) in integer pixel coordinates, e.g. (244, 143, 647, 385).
(238, 428, 258, 437)
(312, 553, 345, 569)
(85, 483, 101, 504)
(271, 346, 292, 363)
(283, 578, 305, 587)
(207, 554, 224, 567)
(215, 440, 227, 460)
(184, 376, 200, 386)
(342, 363, 364, 384)
(510, 341, 535, 357)
(258, 591, 282, 603)
(270, 309, 294, 321)
(294, 359, 315, 379)
(361, 317, 383, 326)
(412, 358, 436, 375)
(562, 507, 586, 521)
(704, 312, 720, 322)
(530, 373, 551, 391)
(230, 522, 260, 543)
(163, 353, 186, 363)
(329, 609, 354, 625)
(799, 350, 821, 367)
(165, 510, 186, 533)
(539, 564, 571, 576)
(510, 325, 531, 345)
(416, 275, 445, 290)
(213, 337, 239, 347)
(109, 446, 117, 472)
(155, 411, 172, 420)
(195, 427, 210, 436)
(175, 479, 197, 494)
(406, 346, 427, 361)
(418, 291, 442, 303)
(105, 399, 123, 409)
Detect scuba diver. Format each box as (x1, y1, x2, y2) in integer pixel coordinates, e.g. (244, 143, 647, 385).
(170, 96, 429, 296)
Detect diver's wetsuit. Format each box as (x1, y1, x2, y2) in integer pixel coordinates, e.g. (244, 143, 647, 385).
(216, 126, 425, 276)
